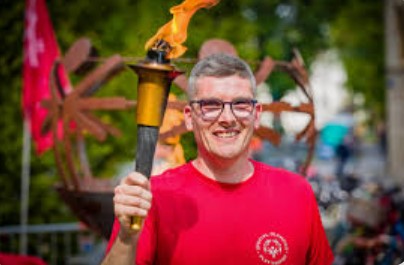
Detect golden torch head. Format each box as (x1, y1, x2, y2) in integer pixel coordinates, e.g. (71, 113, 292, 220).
(129, 41, 183, 127)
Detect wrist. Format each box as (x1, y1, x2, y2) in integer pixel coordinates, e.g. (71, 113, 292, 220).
(118, 228, 139, 246)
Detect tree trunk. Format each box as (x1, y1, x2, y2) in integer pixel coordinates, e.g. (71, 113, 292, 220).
(385, 0, 404, 184)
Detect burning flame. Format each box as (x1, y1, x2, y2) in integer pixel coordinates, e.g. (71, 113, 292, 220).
(145, 0, 220, 59)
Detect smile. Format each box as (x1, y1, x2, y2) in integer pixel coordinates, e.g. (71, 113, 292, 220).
(214, 131, 238, 138)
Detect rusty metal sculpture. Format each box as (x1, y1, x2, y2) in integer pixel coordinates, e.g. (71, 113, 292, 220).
(43, 38, 135, 239)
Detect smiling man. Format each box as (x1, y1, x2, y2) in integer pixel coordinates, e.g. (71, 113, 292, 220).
(102, 54, 333, 265)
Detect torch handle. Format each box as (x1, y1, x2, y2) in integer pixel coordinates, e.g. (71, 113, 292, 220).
(130, 125, 159, 231)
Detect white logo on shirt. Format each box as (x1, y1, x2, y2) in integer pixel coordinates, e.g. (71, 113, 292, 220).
(256, 232, 289, 264)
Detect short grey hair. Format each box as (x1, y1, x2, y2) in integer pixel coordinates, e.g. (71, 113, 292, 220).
(187, 53, 256, 99)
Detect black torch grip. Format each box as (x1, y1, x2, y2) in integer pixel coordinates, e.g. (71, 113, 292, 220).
(135, 125, 159, 177)
(131, 125, 159, 231)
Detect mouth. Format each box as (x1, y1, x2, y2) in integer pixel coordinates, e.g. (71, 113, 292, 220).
(213, 130, 239, 138)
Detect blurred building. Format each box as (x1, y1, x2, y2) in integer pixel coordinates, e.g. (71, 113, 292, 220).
(385, 0, 404, 184)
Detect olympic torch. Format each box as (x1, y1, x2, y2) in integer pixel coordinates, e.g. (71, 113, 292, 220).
(128, 40, 183, 231)
(128, 0, 220, 231)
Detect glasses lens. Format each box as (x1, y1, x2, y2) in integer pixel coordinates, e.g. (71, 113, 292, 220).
(232, 99, 255, 117)
(200, 100, 223, 119)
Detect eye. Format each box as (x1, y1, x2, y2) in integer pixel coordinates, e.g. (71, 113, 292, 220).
(232, 99, 253, 110)
(200, 100, 222, 111)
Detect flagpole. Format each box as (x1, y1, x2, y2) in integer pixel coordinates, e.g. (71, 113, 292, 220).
(20, 119, 31, 255)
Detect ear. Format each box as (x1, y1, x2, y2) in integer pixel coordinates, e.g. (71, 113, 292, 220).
(183, 105, 194, 131)
(254, 103, 262, 130)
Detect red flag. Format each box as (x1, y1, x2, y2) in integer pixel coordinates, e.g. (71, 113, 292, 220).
(23, 0, 69, 155)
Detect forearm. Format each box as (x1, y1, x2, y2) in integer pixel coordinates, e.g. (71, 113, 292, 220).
(101, 232, 139, 265)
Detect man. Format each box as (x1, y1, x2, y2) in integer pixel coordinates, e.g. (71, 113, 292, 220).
(335, 134, 353, 178)
(102, 54, 333, 264)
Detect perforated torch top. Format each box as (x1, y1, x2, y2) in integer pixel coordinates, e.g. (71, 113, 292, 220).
(145, 39, 173, 64)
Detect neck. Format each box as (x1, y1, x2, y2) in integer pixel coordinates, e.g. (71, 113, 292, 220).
(192, 154, 254, 184)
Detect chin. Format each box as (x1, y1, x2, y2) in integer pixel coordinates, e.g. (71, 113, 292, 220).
(213, 140, 251, 159)
(211, 148, 246, 160)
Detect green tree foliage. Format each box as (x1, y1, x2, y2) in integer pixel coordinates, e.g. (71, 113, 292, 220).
(330, 0, 385, 121)
(0, 0, 383, 226)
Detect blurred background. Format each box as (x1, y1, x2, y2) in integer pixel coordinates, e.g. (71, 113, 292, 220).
(0, 0, 403, 264)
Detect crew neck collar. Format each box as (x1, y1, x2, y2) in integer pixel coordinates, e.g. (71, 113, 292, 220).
(189, 160, 257, 189)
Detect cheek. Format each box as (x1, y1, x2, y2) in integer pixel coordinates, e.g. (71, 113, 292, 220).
(240, 116, 259, 131)
(191, 121, 211, 146)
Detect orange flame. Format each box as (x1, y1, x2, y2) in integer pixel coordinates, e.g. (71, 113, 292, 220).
(145, 0, 220, 59)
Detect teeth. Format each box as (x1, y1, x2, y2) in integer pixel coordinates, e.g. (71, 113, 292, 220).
(216, 131, 237, 138)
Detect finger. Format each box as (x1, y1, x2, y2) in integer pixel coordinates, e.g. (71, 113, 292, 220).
(114, 193, 152, 210)
(115, 204, 149, 218)
(114, 184, 153, 201)
(122, 171, 150, 189)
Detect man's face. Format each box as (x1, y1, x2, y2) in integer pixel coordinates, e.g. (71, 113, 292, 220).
(184, 75, 261, 161)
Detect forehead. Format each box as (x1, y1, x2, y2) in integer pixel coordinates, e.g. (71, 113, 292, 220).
(194, 75, 253, 99)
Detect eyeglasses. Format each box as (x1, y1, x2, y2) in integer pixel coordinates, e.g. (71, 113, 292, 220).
(189, 98, 258, 120)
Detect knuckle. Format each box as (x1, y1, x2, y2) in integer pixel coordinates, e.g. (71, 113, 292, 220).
(129, 207, 147, 217)
(113, 194, 118, 203)
(145, 191, 153, 201)
(132, 196, 141, 206)
(132, 186, 143, 196)
(114, 185, 122, 194)
(139, 176, 149, 186)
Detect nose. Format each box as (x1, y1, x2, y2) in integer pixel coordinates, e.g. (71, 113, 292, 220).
(218, 103, 236, 122)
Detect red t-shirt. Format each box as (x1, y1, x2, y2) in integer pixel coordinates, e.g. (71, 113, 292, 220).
(107, 161, 333, 265)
